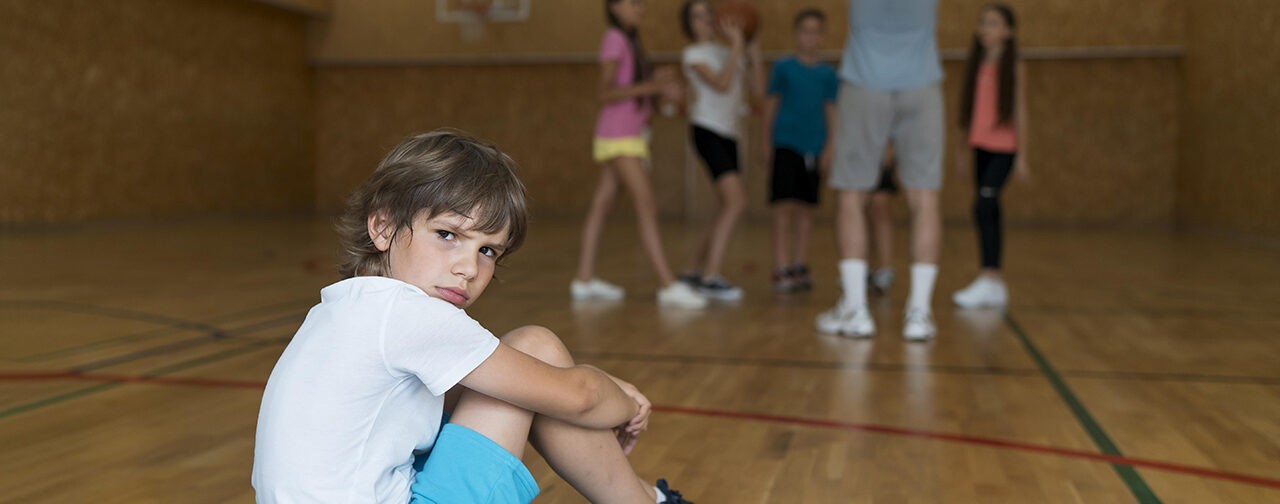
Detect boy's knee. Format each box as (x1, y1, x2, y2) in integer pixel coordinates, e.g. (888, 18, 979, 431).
(500, 325, 574, 368)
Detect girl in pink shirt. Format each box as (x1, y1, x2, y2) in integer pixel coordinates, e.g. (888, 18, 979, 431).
(953, 3, 1028, 309)
(572, 0, 707, 308)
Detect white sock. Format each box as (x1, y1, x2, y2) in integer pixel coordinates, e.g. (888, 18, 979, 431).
(908, 263, 938, 312)
(838, 259, 868, 309)
(654, 485, 666, 503)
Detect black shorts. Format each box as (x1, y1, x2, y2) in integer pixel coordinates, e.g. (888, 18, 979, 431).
(770, 147, 821, 205)
(691, 125, 740, 180)
(872, 163, 899, 194)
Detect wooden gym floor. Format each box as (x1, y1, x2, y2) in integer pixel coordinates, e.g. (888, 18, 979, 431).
(1, 216, 1277, 503)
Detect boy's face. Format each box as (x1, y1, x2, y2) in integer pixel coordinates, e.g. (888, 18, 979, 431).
(794, 17, 824, 53)
(371, 210, 509, 309)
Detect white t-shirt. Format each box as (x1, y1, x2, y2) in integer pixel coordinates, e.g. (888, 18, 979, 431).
(682, 42, 745, 139)
(252, 276, 500, 504)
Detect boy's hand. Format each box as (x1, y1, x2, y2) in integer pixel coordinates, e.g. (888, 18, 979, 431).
(604, 374, 650, 454)
(820, 146, 833, 177)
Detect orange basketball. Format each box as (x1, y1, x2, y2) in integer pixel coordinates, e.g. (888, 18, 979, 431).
(715, 0, 760, 41)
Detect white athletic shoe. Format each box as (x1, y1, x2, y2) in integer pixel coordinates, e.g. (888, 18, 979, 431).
(570, 278, 625, 301)
(657, 282, 708, 309)
(815, 302, 876, 338)
(952, 277, 1008, 308)
(903, 307, 936, 341)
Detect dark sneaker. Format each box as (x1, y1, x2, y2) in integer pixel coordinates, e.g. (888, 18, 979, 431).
(789, 264, 813, 291)
(656, 479, 693, 503)
(697, 276, 744, 301)
(676, 272, 702, 288)
(772, 268, 797, 293)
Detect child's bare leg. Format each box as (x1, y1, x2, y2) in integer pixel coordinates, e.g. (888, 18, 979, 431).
(771, 203, 794, 270)
(576, 164, 621, 282)
(613, 157, 678, 286)
(449, 326, 653, 503)
(701, 172, 747, 279)
(794, 204, 814, 267)
(868, 193, 894, 269)
(530, 414, 656, 504)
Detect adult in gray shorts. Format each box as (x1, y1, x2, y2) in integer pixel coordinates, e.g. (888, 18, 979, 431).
(816, 0, 943, 341)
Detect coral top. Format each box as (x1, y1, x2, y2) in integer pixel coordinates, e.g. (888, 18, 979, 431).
(967, 63, 1018, 153)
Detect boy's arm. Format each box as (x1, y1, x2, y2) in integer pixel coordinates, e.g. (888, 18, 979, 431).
(458, 343, 640, 430)
(760, 94, 778, 163)
(820, 100, 837, 175)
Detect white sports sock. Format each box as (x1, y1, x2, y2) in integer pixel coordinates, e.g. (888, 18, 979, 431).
(654, 485, 666, 503)
(838, 259, 868, 309)
(908, 263, 938, 312)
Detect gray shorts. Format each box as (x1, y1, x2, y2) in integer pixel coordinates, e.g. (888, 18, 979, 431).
(831, 81, 944, 191)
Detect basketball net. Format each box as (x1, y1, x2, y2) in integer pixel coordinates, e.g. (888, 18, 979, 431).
(459, 0, 492, 42)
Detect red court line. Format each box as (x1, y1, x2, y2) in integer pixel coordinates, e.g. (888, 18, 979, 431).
(653, 405, 1280, 491)
(3, 370, 1277, 491)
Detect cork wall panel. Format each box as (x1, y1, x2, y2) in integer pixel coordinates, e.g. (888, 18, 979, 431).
(315, 65, 690, 219)
(316, 57, 1179, 225)
(0, 0, 314, 224)
(1178, 0, 1280, 236)
(312, 0, 1183, 61)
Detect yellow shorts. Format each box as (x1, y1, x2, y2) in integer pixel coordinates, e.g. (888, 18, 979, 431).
(592, 136, 649, 163)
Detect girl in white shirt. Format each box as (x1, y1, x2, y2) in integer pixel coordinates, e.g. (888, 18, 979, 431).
(678, 0, 764, 301)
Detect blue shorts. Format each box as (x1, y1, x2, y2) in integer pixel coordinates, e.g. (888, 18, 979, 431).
(409, 423, 539, 504)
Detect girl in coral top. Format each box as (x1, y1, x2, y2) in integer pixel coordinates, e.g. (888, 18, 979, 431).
(953, 3, 1028, 309)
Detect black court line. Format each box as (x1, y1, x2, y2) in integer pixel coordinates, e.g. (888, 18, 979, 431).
(67, 312, 304, 373)
(575, 351, 1280, 386)
(10, 298, 313, 363)
(1005, 312, 1162, 504)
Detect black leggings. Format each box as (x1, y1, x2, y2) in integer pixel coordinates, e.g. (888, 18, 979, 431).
(971, 148, 1016, 269)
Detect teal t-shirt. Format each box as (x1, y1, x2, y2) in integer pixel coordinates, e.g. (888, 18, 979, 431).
(768, 56, 838, 155)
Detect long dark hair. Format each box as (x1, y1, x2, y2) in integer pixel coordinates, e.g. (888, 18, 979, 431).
(605, 0, 651, 108)
(959, 3, 1017, 129)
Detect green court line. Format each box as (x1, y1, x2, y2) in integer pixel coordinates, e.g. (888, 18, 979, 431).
(1005, 312, 1162, 504)
(0, 338, 282, 421)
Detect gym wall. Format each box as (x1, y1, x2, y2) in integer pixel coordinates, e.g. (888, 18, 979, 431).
(1178, 0, 1280, 236)
(0, 0, 314, 224)
(311, 0, 1184, 227)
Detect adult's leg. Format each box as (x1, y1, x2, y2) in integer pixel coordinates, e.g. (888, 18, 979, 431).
(905, 189, 941, 265)
(449, 326, 656, 504)
(613, 156, 678, 286)
(836, 190, 870, 261)
(575, 164, 620, 281)
(868, 192, 894, 270)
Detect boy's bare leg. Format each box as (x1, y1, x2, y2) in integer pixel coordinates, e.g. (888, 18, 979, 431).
(530, 414, 656, 504)
(794, 204, 814, 267)
(448, 326, 654, 503)
(771, 204, 793, 270)
(575, 164, 621, 282)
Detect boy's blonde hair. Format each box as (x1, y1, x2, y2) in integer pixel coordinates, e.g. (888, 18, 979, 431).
(337, 129, 528, 278)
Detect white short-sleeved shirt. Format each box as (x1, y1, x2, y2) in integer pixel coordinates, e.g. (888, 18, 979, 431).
(252, 276, 500, 504)
(682, 42, 745, 139)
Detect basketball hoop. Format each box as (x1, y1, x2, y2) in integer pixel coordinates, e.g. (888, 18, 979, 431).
(458, 0, 492, 42)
